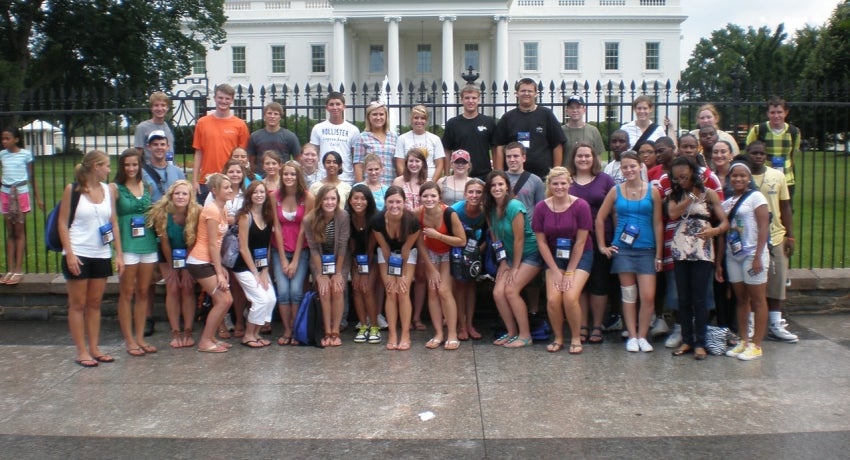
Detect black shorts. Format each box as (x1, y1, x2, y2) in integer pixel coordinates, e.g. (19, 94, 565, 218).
(187, 262, 216, 281)
(586, 247, 612, 296)
(62, 256, 113, 280)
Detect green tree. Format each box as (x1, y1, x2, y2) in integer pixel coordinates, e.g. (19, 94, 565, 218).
(802, 1, 850, 86)
(0, 0, 226, 101)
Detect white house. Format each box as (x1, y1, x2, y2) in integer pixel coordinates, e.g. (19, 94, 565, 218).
(174, 0, 685, 121)
(21, 120, 63, 156)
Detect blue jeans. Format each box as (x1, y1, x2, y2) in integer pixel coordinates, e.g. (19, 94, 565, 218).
(271, 248, 311, 306)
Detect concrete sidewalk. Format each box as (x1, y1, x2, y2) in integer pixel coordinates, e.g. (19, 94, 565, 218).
(1, 315, 849, 459)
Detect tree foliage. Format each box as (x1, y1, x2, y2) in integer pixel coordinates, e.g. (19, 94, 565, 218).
(802, 0, 850, 85)
(0, 0, 226, 101)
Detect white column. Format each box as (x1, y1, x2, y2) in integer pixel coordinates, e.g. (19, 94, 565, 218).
(440, 16, 457, 121)
(385, 16, 402, 131)
(332, 17, 347, 88)
(494, 15, 510, 118)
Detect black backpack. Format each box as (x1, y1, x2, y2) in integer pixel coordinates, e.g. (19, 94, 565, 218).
(45, 183, 81, 252)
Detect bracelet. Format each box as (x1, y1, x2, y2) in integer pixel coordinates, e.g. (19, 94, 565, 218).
(564, 271, 574, 276)
(655, 259, 662, 263)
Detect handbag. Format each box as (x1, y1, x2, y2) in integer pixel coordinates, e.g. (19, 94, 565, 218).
(220, 212, 252, 269)
(705, 325, 732, 355)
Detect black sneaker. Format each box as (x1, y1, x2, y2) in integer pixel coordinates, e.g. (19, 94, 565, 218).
(144, 318, 155, 337)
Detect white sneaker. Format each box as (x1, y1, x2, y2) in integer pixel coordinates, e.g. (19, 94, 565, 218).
(768, 319, 799, 343)
(650, 316, 670, 338)
(626, 337, 639, 352)
(737, 343, 763, 361)
(725, 342, 747, 358)
(377, 314, 389, 330)
(664, 324, 682, 348)
(637, 338, 654, 352)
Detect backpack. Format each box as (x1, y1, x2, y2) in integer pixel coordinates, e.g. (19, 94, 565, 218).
(292, 290, 324, 348)
(755, 122, 799, 154)
(45, 183, 81, 252)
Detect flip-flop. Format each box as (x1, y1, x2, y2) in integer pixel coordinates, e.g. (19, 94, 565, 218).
(198, 344, 228, 353)
(75, 358, 98, 368)
(568, 343, 583, 355)
(547, 342, 563, 353)
(277, 336, 292, 346)
(92, 354, 115, 363)
(5, 273, 23, 285)
(444, 340, 460, 350)
(126, 348, 146, 357)
(385, 342, 398, 351)
(215, 341, 233, 349)
(140, 344, 157, 354)
(396, 342, 411, 351)
(240, 340, 264, 348)
(425, 338, 442, 349)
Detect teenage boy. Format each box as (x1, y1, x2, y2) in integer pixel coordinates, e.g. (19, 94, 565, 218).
(247, 102, 301, 173)
(309, 92, 360, 184)
(494, 78, 565, 181)
(135, 92, 175, 163)
(746, 141, 798, 343)
(745, 96, 801, 198)
(192, 83, 249, 202)
(561, 96, 605, 161)
(442, 85, 496, 181)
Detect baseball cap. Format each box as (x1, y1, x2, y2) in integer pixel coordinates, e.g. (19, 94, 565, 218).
(566, 96, 585, 106)
(146, 130, 168, 144)
(451, 150, 471, 163)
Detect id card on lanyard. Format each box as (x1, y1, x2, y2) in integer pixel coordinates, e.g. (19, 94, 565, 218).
(356, 254, 369, 274)
(130, 216, 146, 238)
(321, 254, 336, 275)
(388, 253, 403, 276)
(172, 249, 186, 269)
(99, 222, 115, 245)
(254, 248, 269, 268)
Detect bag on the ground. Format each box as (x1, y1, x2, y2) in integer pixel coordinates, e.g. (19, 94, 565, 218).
(293, 290, 324, 348)
(530, 316, 552, 341)
(705, 325, 732, 355)
(45, 183, 81, 252)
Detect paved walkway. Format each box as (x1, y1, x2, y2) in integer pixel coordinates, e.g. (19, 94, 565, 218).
(1, 314, 849, 459)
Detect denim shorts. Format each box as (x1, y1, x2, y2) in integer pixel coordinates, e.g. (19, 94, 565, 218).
(611, 247, 657, 275)
(505, 250, 542, 268)
(555, 248, 593, 273)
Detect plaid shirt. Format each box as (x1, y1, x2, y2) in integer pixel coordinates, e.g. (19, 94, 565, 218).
(353, 130, 398, 185)
(745, 123, 800, 186)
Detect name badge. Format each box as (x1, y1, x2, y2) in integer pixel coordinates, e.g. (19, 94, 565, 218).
(172, 249, 186, 269)
(771, 156, 784, 172)
(517, 131, 531, 149)
(388, 254, 403, 276)
(356, 254, 369, 274)
(253, 248, 268, 268)
(619, 223, 639, 246)
(166, 151, 174, 164)
(728, 230, 743, 255)
(491, 240, 507, 263)
(131, 216, 146, 238)
(321, 254, 336, 275)
(555, 238, 572, 260)
(465, 237, 478, 252)
(99, 222, 114, 245)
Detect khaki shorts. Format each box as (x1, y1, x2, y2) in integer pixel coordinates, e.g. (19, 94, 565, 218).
(766, 244, 787, 301)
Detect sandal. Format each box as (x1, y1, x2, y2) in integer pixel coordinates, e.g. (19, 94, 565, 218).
(580, 326, 590, 344)
(259, 324, 273, 335)
(75, 358, 99, 368)
(92, 354, 115, 363)
(547, 342, 564, 353)
(385, 342, 398, 351)
(672, 345, 693, 356)
(568, 343, 583, 355)
(277, 336, 292, 346)
(321, 335, 331, 347)
(140, 344, 157, 354)
(182, 329, 195, 348)
(588, 327, 604, 344)
(170, 330, 183, 348)
(694, 347, 708, 361)
(493, 333, 511, 346)
(425, 338, 442, 349)
(330, 333, 342, 347)
(503, 336, 532, 348)
(444, 340, 460, 350)
(126, 347, 146, 357)
(5, 273, 22, 285)
(396, 341, 411, 351)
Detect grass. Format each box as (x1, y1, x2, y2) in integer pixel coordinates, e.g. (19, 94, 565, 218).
(0, 152, 847, 273)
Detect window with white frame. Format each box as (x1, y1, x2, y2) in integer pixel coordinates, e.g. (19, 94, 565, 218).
(192, 52, 206, 75)
(369, 45, 384, 73)
(232, 46, 246, 74)
(417, 44, 432, 73)
(271, 46, 286, 73)
(523, 42, 539, 71)
(604, 42, 619, 71)
(645, 42, 660, 70)
(563, 42, 579, 71)
(311, 44, 326, 73)
(464, 44, 480, 71)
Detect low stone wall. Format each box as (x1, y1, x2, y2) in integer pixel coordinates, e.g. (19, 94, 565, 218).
(1, 270, 849, 320)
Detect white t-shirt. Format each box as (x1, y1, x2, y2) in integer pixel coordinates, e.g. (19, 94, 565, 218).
(309, 120, 360, 184)
(722, 190, 768, 257)
(620, 121, 665, 149)
(394, 130, 445, 180)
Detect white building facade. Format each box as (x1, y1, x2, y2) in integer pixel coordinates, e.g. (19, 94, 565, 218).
(174, 0, 685, 121)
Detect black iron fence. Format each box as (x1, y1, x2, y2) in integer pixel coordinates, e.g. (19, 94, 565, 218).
(1, 77, 848, 272)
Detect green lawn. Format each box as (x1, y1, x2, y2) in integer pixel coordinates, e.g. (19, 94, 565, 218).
(1, 152, 847, 273)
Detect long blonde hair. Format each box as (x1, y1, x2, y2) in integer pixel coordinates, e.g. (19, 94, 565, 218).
(74, 150, 110, 193)
(146, 179, 201, 247)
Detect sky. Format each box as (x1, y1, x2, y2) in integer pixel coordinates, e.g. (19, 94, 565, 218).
(680, 0, 842, 68)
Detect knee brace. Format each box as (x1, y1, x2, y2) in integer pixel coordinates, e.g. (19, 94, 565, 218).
(621, 284, 638, 304)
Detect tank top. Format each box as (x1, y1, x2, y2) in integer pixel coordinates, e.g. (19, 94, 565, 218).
(233, 213, 272, 272)
(612, 183, 656, 249)
(116, 183, 157, 254)
(419, 205, 453, 254)
(276, 194, 306, 252)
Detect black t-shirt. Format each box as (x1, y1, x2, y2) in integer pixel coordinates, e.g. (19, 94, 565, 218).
(442, 113, 496, 177)
(369, 211, 421, 253)
(494, 106, 566, 179)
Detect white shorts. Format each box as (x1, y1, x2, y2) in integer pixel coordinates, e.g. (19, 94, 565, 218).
(123, 252, 159, 265)
(376, 247, 418, 265)
(726, 251, 770, 285)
